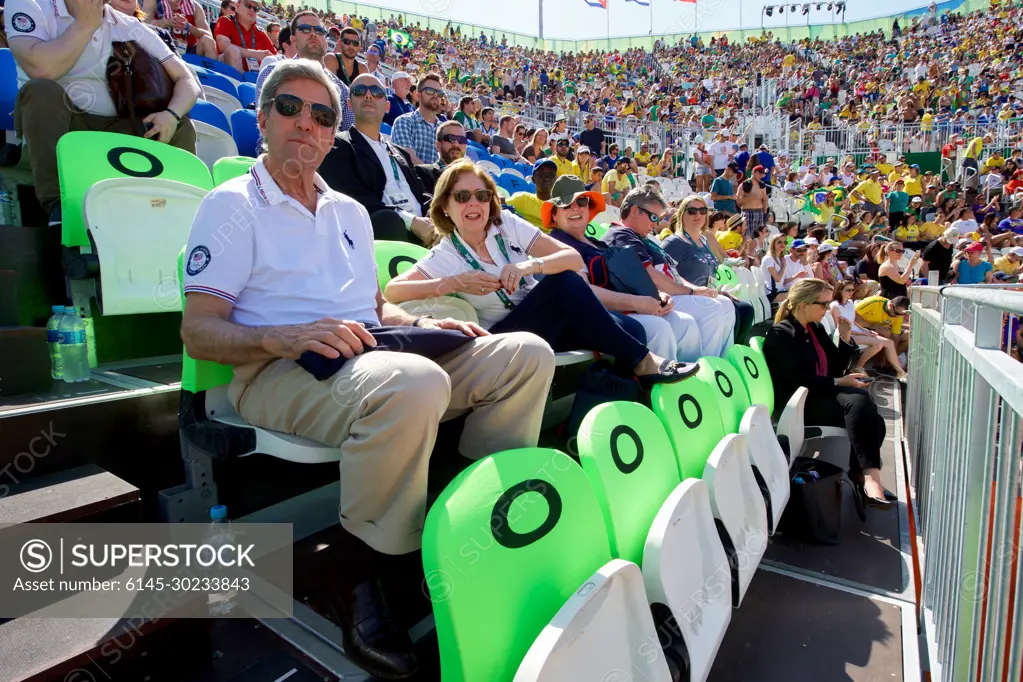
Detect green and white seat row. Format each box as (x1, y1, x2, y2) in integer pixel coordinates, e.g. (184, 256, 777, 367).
(422, 340, 810, 682)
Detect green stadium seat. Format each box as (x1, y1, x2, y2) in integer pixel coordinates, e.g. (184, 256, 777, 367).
(57, 131, 213, 248)
(423, 446, 638, 682)
(715, 263, 737, 291)
(727, 344, 774, 415)
(696, 356, 750, 436)
(576, 401, 681, 566)
(212, 156, 257, 185)
(374, 240, 430, 290)
(584, 222, 609, 240)
(650, 375, 726, 480)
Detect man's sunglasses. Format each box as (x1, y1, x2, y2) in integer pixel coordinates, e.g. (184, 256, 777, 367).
(685, 206, 709, 215)
(419, 86, 444, 97)
(451, 189, 493, 203)
(637, 206, 663, 223)
(341, 37, 360, 46)
(351, 83, 386, 99)
(295, 24, 327, 35)
(439, 134, 468, 144)
(273, 93, 337, 128)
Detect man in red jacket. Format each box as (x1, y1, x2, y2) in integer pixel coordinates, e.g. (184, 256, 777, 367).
(213, 0, 275, 73)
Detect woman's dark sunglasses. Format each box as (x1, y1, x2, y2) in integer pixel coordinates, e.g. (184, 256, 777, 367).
(351, 83, 386, 99)
(686, 206, 709, 215)
(341, 37, 360, 46)
(273, 93, 338, 128)
(451, 189, 493, 203)
(440, 134, 468, 144)
(295, 24, 327, 35)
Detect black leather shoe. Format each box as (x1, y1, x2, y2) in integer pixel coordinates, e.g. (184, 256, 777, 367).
(883, 488, 898, 502)
(327, 579, 419, 679)
(638, 360, 700, 390)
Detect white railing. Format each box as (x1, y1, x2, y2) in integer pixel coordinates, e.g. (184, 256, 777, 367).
(905, 283, 1023, 682)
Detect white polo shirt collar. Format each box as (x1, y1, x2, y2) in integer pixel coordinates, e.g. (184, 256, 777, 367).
(248, 154, 333, 205)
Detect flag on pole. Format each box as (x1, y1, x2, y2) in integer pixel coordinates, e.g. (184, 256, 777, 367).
(678, 0, 696, 4)
(583, 0, 607, 7)
(388, 28, 413, 48)
(625, 0, 650, 6)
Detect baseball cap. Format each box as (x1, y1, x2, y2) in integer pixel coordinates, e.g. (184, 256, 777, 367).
(751, 165, 765, 173)
(790, 239, 807, 249)
(943, 227, 960, 241)
(391, 71, 411, 81)
(533, 158, 557, 173)
(818, 243, 836, 254)
(965, 242, 984, 253)
(803, 237, 820, 246)
(1011, 247, 1023, 258)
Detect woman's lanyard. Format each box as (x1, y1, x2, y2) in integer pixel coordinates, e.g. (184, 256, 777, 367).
(449, 231, 523, 310)
(232, 17, 256, 49)
(681, 229, 718, 286)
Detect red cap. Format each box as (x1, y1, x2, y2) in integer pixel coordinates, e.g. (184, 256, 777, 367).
(752, 165, 765, 173)
(965, 242, 984, 253)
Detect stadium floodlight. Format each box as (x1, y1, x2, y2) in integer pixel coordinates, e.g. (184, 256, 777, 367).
(790, 4, 798, 10)
(766, 5, 774, 15)
(834, 1, 844, 10)
(827, 2, 833, 9)
(802, 3, 809, 14)
(816, 3, 823, 9)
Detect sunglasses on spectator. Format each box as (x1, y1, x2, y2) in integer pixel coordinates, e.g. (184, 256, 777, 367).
(295, 24, 327, 35)
(419, 86, 444, 97)
(440, 134, 468, 144)
(559, 196, 592, 209)
(241, 1, 258, 8)
(636, 206, 663, 223)
(351, 83, 386, 99)
(273, 93, 337, 128)
(451, 189, 493, 203)
(341, 37, 360, 46)
(685, 206, 708, 215)
(811, 299, 831, 307)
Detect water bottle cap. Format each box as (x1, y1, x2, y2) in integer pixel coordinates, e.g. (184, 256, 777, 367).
(51, 305, 63, 313)
(210, 505, 228, 520)
(63, 306, 76, 313)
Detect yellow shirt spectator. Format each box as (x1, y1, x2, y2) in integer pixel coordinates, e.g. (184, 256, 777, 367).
(921, 112, 934, 131)
(964, 136, 984, 160)
(852, 179, 883, 205)
(716, 231, 743, 251)
(856, 295, 904, 335)
(506, 193, 547, 232)
(602, 169, 635, 197)
(994, 256, 1019, 275)
(894, 224, 920, 241)
(903, 174, 923, 196)
(634, 151, 651, 165)
(919, 221, 944, 239)
(551, 156, 575, 177)
(646, 162, 662, 177)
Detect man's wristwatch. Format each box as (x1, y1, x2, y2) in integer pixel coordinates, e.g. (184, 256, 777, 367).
(412, 315, 434, 327)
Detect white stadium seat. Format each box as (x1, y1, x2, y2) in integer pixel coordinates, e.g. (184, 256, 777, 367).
(83, 178, 208, 316)
(740, 404, 791, 534)
(514, 559, 672, 682)
(193, 120, 239, 173)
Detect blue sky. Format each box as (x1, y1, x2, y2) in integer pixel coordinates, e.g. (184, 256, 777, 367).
(366, 0, 928, 39)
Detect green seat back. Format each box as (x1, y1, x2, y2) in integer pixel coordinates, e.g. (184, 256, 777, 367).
(727, 344, 774, 415)
(577, 401, 681, 566)
(651, 376, 726, 480)
(749, 336, 765, 354)
(375, 240, 430, 290)
(178, 248, 233, 394)
(716, 263, 737, 287)
(585, 222, 610, 240)
(57, 132, 212, 247)
(697, 356, 751, 435)
(213, 156, 257, 185)
(423, 447, 612, 682)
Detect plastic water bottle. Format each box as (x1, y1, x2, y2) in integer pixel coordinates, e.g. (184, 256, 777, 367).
(206, 505, 238, 617)
(47, 305, 65, 380)
(58, 306, 90, 383)
(0, 176, 13, 225)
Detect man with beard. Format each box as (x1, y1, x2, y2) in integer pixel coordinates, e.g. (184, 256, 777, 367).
(391, 72, 445, 165)
(415, 120, 467, 198)
(319, 73, 435, 245)
(329, 25, 365, 86)
(254, 10, 353, 131)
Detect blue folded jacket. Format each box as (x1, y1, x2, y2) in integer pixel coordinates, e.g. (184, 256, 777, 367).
(297, 325, 476, 380)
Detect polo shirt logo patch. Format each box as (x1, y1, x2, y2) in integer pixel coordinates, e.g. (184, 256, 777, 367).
(186, 245, 212, 276)
(11, 13, 36, 32)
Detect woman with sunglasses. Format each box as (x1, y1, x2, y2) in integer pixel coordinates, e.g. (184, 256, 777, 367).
(384, 160, 698, 387)
(661, 195, 756, 344)
(877, 242, 918, 299)
(830, 281, 906, 380)
(763, 279, 894, 510)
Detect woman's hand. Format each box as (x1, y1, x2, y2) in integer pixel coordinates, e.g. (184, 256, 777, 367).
(498, 261, 534, 294)
(447, 271, 502, 296)
(837, 317, 853, 342)
(143, 110, 179, 144)
(837, 372, 871, 388)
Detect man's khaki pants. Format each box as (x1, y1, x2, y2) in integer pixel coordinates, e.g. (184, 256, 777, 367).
(227, 332, 556, 556)
(13, 78, 197, 214)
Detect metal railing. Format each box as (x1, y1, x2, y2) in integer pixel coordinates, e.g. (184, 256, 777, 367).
(905, 284, 1023, 682)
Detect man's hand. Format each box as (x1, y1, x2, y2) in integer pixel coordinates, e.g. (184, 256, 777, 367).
(419, 317, 490, 337)
(171, 12, 188, 31)
(262, 318, 377, 360)
(632, 295, 666, 316)
(67, 0, 104, 32)
(143, 110, 179, 143)
(409, 216, 438, 246)
(691, 285, 718, 297)
(658, 292, 675, 315)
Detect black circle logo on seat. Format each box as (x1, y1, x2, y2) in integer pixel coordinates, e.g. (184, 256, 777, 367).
(491, 479, 562, 549)
(388, 255, 417, 280)
(743, 356, 760, 379)
(610, 424, 643, 474)
(107, 147, 164, 178)
(678, 394, 702, 429)
(715, 371, 733, 398)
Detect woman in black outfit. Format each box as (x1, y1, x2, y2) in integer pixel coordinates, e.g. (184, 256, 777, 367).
(762, 278, 894, 509)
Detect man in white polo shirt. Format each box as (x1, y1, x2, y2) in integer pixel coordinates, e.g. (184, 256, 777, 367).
(7, 0, 200, 227)
(179, 59, 554, 680)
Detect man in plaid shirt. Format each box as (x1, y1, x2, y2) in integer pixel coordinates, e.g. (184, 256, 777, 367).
(390, 72, 444, 165)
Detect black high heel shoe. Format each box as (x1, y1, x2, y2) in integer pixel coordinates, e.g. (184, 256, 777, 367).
(856, 483, 895, 511)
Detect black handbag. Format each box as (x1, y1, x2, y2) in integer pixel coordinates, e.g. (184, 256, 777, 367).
(778, 457, 848, 544)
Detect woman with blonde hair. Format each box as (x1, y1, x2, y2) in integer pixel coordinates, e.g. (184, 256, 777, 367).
(763, 278, 893, 509)
(384, 160, 697, 388)
(877, 242, 919, 299)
